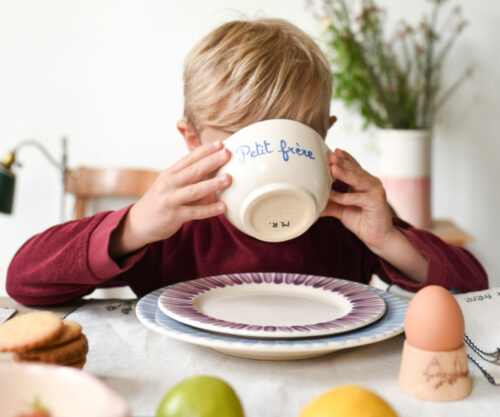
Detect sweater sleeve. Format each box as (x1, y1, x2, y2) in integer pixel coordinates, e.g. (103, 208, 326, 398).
(374, 218, 488, 293)
(6, 206, 148, 306)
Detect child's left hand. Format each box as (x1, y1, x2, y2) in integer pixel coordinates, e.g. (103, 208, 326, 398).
(322, 148, 397, 252)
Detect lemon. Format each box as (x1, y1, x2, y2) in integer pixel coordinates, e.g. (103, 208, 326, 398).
(298, 384, 398, 417)
(156, 375, 244, 417)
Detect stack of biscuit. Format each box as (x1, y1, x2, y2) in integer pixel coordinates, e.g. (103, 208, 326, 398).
(0, 311, 88, 369)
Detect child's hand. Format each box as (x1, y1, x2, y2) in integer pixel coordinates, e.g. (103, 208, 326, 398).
(110, 141, 231, 258)
(322, 148, 397, 252)
(322, 148, 429, 282)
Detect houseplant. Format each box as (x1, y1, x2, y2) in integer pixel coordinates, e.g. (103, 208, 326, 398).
(308, 0, 470, 227)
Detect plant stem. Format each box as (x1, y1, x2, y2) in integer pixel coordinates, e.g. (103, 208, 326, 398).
(434, 69, 470, 113)
(339, 0, 394, 125)
(421, 3, 440, 128)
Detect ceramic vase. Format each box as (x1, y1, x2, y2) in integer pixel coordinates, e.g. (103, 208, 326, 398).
(377, 129, 432, 228)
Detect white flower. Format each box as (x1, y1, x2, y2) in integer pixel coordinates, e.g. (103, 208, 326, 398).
(317, 17, 332, 36)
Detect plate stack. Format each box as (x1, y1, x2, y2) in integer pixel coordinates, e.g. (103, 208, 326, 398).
(136, 273, 408, 360)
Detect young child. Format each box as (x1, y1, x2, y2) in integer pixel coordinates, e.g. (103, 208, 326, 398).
(6, 18, 487, 306)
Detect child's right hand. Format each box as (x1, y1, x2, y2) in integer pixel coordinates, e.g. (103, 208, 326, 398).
(109, 141, 231, 259)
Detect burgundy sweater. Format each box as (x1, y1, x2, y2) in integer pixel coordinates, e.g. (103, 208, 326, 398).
(6, 206, 488, 306)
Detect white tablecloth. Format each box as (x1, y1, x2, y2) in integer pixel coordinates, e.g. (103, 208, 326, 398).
(66, 298, 499, 417)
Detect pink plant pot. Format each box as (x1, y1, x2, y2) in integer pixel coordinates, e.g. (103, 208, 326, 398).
(378, 129, 432, 228)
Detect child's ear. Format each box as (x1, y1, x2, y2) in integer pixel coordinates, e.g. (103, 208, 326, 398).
(177, 120, 201, 151)
(328, 115, 338, 129)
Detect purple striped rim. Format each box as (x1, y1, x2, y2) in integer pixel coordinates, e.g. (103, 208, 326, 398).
(158, 273, 386, 336)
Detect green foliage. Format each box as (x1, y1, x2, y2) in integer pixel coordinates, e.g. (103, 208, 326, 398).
(308, 0, 471, 129)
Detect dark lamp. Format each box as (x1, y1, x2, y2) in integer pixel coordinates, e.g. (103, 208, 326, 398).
(0, 138, 68, 216)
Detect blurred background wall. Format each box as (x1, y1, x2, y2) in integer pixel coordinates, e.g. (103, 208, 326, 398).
(1, 0, 498, 295)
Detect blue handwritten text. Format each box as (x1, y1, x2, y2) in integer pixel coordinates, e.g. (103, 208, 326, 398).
(278, 140, 315, 162)
(235, 140, 273, 164)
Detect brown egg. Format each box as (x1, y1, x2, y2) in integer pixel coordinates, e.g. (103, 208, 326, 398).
(404, 285, 464, 351)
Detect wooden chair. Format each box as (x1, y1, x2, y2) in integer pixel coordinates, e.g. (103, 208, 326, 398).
(65, 166, 159, 219)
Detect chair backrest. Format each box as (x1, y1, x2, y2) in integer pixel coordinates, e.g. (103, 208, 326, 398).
(65, 166, 159, 219)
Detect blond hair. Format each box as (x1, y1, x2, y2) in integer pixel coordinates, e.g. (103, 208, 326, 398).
(183, 18, 332, 138)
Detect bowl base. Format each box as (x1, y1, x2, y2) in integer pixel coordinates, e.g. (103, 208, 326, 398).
(240, 183, 316, 242)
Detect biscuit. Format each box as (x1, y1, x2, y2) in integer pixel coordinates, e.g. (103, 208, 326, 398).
(12, 354, 87, 370)
(16, 333, 88, 364)
(0, 311, 64, 352)
(44, 320, 82, 348)
(66, 357, 87, 369)
(13, 348, 87, 366)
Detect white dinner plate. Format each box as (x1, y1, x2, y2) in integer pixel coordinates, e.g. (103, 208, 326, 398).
(157, 273, 386, 338)
(137, 282, 407, 360)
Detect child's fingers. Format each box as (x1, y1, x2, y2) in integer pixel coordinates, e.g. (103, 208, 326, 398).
(330, 153, 377, 192)
(334, 148, 361, 168)
(175, 147, 231, 187)
(172, 174, 232, 205)
(178, 201, 227, 222)
(320, 200, 344, 219)
(330, 185, 387, 210)
(169, 141, 224, 173)
(330, 160, 367, 191)
(329, 190, 366, 207)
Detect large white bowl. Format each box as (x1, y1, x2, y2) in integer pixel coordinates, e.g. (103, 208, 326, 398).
(0, 363, 129, 417)
(217, 119, 331, 242)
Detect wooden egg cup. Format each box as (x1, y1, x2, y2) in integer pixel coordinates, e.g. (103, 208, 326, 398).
(398, 340, 472, 401)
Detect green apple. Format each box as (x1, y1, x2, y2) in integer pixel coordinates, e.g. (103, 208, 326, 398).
(156, 375, 245, 417)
